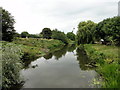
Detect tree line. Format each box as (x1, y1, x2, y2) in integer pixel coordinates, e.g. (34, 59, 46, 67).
(76, 17, 120, 46)
(1, 7, 120, 46)
(1, 8, 75, 44)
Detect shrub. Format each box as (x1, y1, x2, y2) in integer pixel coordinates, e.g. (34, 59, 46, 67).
(1, 42, 23, 88)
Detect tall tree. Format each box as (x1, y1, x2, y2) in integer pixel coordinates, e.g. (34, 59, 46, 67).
(41, 28, 52, 39)
(76, 20, 97, 45)
(1, 8, 16, 42)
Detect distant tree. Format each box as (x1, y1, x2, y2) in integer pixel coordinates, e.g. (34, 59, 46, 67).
(52, 29, 68, 44)
(66, 32, 75, 41)
(14, 32, 20, 37)
(29, 34, 40, 38)
(41, 28, 52, 39)
(1, 8, 16, 42)
(21, 31, 29, 38)
(76, 20, 97, 45)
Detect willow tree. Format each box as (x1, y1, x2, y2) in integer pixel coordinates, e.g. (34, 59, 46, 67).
(76, 20, 97, 45)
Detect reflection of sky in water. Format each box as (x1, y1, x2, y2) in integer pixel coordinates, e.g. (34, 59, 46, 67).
(21, 49, 98, 88)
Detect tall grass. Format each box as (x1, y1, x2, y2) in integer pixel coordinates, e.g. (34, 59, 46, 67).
(84, 44, 119, 88)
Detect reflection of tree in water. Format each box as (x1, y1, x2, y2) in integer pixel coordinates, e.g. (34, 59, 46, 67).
(76, 45, 93, 70)
(23, 44, 76, 68)
(43, 53, 53, 60)
(43, 44, 76, 60)
(67, 44, 76, 52)
(52, 45, 68, 60)
(22, 53, 40, 69)
(52, 44, 76, 60)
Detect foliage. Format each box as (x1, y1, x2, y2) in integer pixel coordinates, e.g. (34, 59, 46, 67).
(96, 16, 120, 46)
(66, 32, 75, 41)
(14, 32, 21, 37)
(29, 34, 40, 38)
(41, 28, 52, 39)
(1, 8, 16, 42)
(1, 42, 23, 88)
(76, 20, 97, 45)
(21, 31, 29, 38)
(52, 29, 68, 44)
(13, 38, 64, 63)
(84, 44, 120, 88)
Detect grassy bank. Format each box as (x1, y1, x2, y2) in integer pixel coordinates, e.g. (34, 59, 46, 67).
(1, 38, 65, 88)
(84, 44, 120, 88)
(13, 38, 65, 61)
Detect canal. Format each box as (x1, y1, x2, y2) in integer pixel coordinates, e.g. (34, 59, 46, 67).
(20, 44, 100, 88)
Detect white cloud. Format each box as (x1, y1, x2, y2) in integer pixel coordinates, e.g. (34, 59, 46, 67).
(0, 0, 119, 34)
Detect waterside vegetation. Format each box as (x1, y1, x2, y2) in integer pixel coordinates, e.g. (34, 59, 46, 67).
(1, 7, 120, 88)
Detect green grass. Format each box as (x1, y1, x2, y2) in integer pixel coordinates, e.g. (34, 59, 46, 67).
(84, 44, 120, 88)
(13, 38, 65, 61)
(91, 44, 119, 62)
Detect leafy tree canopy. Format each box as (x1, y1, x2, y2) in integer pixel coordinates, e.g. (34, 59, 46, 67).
(66, 32, 75, 41)
(41, 28, 52, 39)
(96, 16, 120, 45)
(21, 31, 29, 38)
(1, 7, 16, 42)
(76, 20, 97, 45)
(52, 29, 68, 44)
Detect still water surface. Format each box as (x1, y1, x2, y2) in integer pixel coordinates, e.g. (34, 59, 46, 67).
(21, 45, 99, 88)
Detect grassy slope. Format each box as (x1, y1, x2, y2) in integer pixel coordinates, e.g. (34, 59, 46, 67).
(84, 44, 120, 88)
(13, 38, 65, 60)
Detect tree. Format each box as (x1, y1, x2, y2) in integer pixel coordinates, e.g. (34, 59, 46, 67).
(96, 16, 120, 45)
(76, 20, 97, 45)
(41, 28, 52, 39)
(66, 32, 75, 41)
(52, 29, 68, 44)
(21, 31, 29, 38)
(29, 34, 40, 38)
(1, 8, 16, 42)
(14, 32, 21, 37)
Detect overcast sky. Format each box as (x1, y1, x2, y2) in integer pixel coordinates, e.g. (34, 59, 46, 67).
(0, 0, 119, 34)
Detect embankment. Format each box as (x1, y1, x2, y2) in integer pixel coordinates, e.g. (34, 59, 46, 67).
(83, 44, 119, 88)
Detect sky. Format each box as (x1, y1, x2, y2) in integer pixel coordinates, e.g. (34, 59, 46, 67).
(0, 0, 119, 34)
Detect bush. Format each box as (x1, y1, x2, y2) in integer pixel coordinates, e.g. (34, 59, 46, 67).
(1, 42, 23, 88)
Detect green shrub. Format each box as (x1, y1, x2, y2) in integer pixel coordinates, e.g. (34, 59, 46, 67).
(1, 42, 23, 88)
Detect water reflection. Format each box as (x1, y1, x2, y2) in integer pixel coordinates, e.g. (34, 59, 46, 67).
(20, 44, 99, 88)
(43, 44, 76, 60)
(76, 46, 93, 70)
(43, 44, 93, 70)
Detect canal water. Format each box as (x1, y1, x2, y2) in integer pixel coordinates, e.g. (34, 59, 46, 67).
(20, 44, 100, 88)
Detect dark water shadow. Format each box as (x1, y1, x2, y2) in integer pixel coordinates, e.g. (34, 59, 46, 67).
(76, 45, 94, 70)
